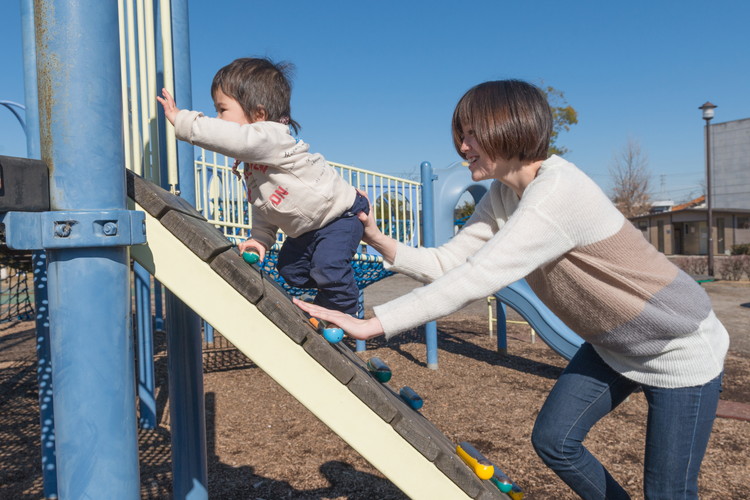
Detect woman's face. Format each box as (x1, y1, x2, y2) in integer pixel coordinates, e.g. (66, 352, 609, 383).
(459, 122, 513, 182)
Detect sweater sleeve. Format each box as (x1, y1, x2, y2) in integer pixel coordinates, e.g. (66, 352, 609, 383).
(173, 110, 296, 166)
(374, 193, 576, 338)
(384, 191, 500, 283)
(249, 211, 278, 250)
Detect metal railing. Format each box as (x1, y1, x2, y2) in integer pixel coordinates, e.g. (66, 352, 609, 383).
(194, 149, 422, 250)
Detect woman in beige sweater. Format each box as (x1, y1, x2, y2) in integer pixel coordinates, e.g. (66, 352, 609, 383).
(296, 80, 728, 499)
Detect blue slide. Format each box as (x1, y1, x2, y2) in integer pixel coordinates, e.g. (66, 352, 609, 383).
(496, 279, 583, 360)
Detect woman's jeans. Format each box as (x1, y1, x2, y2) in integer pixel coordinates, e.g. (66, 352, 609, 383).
(531, 343, 722, 499)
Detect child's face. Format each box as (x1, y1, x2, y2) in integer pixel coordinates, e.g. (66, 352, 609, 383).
(214, 89, 252, 125)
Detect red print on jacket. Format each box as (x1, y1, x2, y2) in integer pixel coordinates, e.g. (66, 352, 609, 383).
(270, 186, 288, 206)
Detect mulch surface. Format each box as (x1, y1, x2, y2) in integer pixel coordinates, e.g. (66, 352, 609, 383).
(1, 314, 749, 499)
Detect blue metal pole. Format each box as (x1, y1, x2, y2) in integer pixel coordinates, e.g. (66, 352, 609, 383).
(132, 1, 157, 423)
(166, 294, 208, 498)
(153, 2, 169, 332)
(0, 101, 27, 135)
(133, 0, 158, 428)
(420, 161, 438, 369)
(21, 0, 57, 497)
(204, 322, 215, 343)
(35, 1, 139, 498)
(355, 290, 365, 352)
(164, 1, 208, 497)
(19, 8, 36, 161)
(135, 263, 156, 428)
(171, 0, 194, 203)
(496, 302, 508, 354)
(154, 281, 165, 330)
(31, 252, 56, 498)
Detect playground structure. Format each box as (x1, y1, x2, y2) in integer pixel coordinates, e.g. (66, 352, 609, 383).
(127, 170, 510, 499)
(0, 1, 583, 498)
(195, 149, 423, 251)
(193, 150, 583, 362)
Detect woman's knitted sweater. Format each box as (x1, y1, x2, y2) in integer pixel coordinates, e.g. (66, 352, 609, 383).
(373, 155, 728, 388)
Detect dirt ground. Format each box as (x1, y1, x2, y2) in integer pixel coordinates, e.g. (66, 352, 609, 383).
(1, 278, 748, 499)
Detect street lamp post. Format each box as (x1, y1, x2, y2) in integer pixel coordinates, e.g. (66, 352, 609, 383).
(699, 101, 717, 277)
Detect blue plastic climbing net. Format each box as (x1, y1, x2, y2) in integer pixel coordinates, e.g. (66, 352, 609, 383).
(0, 251, 34, 323)
(257, 243, 393, 299)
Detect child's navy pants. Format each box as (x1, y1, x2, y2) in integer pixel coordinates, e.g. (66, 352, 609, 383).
(277, 193, 369, 315)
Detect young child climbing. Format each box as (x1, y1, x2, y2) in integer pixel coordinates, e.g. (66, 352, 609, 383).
(157, 57, 368, 315)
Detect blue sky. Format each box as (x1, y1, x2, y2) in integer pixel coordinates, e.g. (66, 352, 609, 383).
(1, 1, 748, 202)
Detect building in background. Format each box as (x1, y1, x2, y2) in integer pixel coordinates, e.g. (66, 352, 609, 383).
(629, 117, 750, 256)
(713, 117, 750, 210)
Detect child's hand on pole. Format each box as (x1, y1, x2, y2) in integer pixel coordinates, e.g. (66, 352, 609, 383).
(156, 88, 180, 125)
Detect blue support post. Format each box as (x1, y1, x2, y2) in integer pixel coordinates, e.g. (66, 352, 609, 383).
(170, 0, 194, 201)
(0, 101, 26, 134)
(135, 263, 156, 428)
(420, 161, 438, 369)
(20, 0, 57, 497)
(163, 1, 208, 497)
(35, 1, 140, 498)
(355, 289, 365, 352)
(19, 0, 38, 159)
(133, 261, 158, 430)
(133, 0, 158, 426)
(154, 281, 165, 330)
(134, 260, 155, 429)
(204, 322, 215, 343)
(496, 301, 508, 354)
(166, 296, 208, 497)
(32, 252, 56, 498)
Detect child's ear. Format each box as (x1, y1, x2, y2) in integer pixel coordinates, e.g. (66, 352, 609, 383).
(252, 107, 268, 122)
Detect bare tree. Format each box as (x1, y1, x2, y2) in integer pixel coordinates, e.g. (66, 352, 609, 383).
(610, 138, 651, 217)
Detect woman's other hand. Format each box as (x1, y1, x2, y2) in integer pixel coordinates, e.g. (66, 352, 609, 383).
(294, 298, 385, 341)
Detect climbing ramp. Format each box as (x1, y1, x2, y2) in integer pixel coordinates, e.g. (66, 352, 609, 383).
(127, 171, 510, 500)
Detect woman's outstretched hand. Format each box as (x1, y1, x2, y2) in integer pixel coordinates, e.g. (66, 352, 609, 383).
(293, 298, 385, 341)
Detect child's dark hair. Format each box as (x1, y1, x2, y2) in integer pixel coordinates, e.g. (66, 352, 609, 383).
(211, 57, 301, 133)
(452, 80, 552, 162)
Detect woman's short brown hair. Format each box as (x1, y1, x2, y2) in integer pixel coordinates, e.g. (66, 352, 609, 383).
(452, 80, 552, 162)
